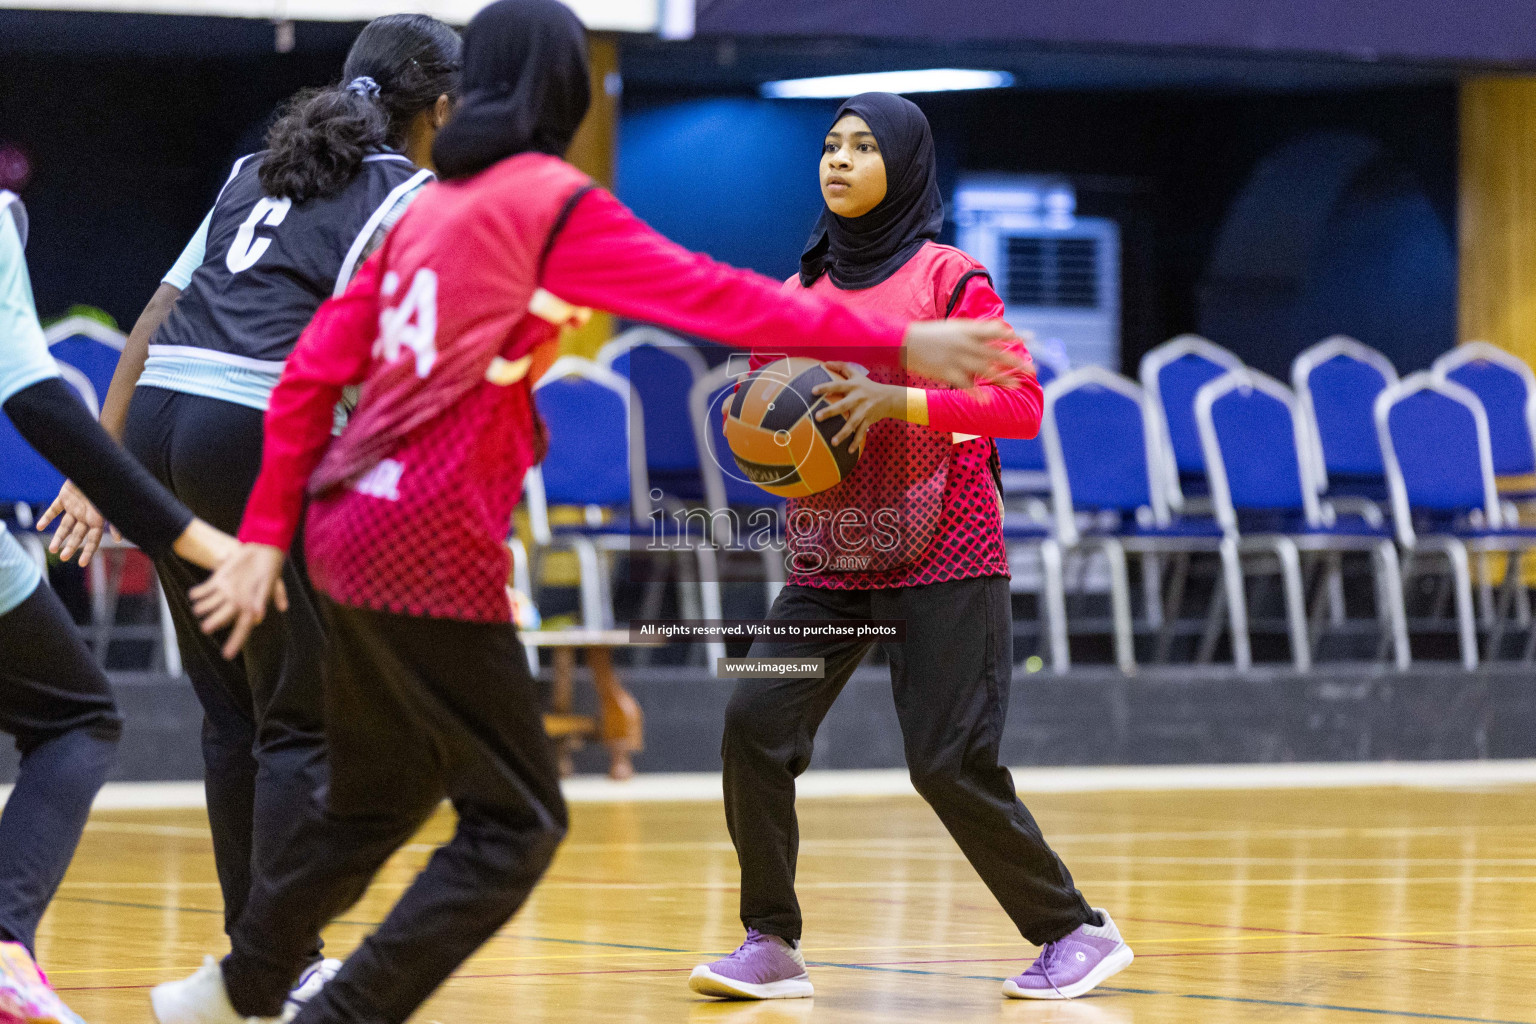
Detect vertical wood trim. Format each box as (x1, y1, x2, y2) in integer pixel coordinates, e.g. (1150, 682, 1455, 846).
(1460, 77, 1536, 368)
(562, 34, 620, 358)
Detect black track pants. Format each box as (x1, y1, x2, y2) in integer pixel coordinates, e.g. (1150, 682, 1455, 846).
(222, 600, 567, 1024)
(123, 387, 329, 945)
(722, 576, 1094, 946)
(0, 583, 121, 953)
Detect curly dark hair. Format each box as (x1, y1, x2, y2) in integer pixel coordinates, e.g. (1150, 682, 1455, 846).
(259, 14, 461, 202)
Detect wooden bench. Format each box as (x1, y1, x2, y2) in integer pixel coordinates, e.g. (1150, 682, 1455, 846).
(522, 628, 658, 780)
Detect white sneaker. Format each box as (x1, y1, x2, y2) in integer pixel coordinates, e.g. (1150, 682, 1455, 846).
(150, 956, 281, 1024)
(282, 959, 341, 1020)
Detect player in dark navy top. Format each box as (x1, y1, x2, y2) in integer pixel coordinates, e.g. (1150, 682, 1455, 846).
(145, 147, 431, 397)
(41, 16, 461, 1011)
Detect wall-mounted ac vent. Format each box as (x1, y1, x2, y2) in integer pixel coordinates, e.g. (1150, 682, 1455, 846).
(955, 175, 1121, 370)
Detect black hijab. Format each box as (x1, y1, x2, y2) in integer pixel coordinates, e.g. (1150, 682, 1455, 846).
(431, 0, 590, 180)
(799, 92, 944, 290)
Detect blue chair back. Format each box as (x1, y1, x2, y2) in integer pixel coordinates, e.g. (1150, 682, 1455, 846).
(1157, 353, 1236, 474)
(994, 359, 1059, 477)
(1199, 375, 1309, 516)
(0, 416, 66, 507)
(1049, 374, 1150, 511)
(46, 319, 124, 408)
(602, 336, 703, 477)
(1381, 385, 1488, 513)
(1295, 342, 1395, 479)
(1440, 357, 1533, 476)
(534, 361, 635, 511)
(1140, 336, 1244, 511)
(0, 367, 99, 508)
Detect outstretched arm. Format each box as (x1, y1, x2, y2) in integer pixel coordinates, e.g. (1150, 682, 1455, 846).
(797, 271, 1043, 451)
(6, 380, 203, 559)
(919, 277, 1041, 440)
(540, 189, 1019, 389)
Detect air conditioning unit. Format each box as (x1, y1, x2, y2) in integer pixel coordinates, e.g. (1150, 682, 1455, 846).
(954, 175, 1121, 370)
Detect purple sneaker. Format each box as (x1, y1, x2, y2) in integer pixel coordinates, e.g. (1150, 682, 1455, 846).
(1003, 909, 1133, 1000)
(689, 930, 813, 1000)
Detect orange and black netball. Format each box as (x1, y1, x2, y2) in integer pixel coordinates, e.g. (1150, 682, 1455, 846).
(723, 356, 861, 498)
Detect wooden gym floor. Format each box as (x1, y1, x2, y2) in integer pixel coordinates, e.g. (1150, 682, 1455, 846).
(34, 782, 1536, 1023)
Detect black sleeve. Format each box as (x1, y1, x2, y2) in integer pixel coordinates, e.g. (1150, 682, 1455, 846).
(3, 377, 193, 558)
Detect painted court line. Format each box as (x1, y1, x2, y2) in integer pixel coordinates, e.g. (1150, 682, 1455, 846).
(479, 874, 1536, 891)
(812, 963, 1536, 1024)
(848, 940, 1536, 966)
(559, 761, 1536, 801)
(57, 964, 1536, 1024)
(59, 893, 1532, 959)
(50, 896, 1536, 1022)
(31, 760, 1536, 811)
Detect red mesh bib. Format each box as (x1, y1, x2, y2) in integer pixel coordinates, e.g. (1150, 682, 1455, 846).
(779, 243, 1011, 590)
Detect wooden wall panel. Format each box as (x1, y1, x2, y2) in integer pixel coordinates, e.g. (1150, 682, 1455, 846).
(561, 34, 619, 358)
(1460, 77, 1536, 367)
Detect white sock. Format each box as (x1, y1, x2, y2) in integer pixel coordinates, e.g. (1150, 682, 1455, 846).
(764, 935, 807, 967)
(1079, 909, 1122, 942)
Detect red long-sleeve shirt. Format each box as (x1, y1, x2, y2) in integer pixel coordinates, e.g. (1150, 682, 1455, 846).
(240, 169, 912, 620)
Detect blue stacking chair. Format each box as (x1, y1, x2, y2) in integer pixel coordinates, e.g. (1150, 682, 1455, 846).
(1140, 335, 1244, 512)
(1195, 369, 1409, 672)
(1, 359, 181, 675)
(0, 363, 99, 514)
(1291, 337, 1400, 636)
(530, 357, 651, 630)
(1, 367, 98, 590)
(1432, 342, 1536, 486)
(1376, 372, 1536, 669)
(598, 328, 710, 501)
(1431, 342, 1536, 627)
(1041, 367, 1224, 673)
(1292, 336, 1399, 501)
(46, 316, 125, 410)
(994, 348, 1067, 497)
(531, 357, 723, 667)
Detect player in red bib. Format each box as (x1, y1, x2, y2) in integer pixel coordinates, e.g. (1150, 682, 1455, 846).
(688, 94, 1133, 1002)
(153, 5, 1024, 1024)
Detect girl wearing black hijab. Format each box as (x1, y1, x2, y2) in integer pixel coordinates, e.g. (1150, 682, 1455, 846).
(153, 6, 1024, 1023)
(690, 94, 1132, 1002)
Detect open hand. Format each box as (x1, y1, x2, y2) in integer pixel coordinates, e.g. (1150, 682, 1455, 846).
(38, 481, 119, 568)
(189, 543, 289, 659)
(812, 362, 903, 455)
(901, 319, 1027, 388)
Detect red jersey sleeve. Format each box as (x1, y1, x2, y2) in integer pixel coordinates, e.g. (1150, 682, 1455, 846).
(540, 189, 907, 361)
(239, 252, 384, 549)
(924, 274, 1042, 440)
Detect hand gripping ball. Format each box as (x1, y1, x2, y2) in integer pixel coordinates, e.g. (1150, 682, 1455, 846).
(722, 357, 861, 499)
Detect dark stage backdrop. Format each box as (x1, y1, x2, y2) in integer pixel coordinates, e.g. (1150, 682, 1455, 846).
(0, 17, 358, 330)
(698, 0, 1536, 69)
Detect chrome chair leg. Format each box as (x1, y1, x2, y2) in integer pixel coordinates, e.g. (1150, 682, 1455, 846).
(1219, 537, 1252, 671)
(1041, 539, 1070, 674)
